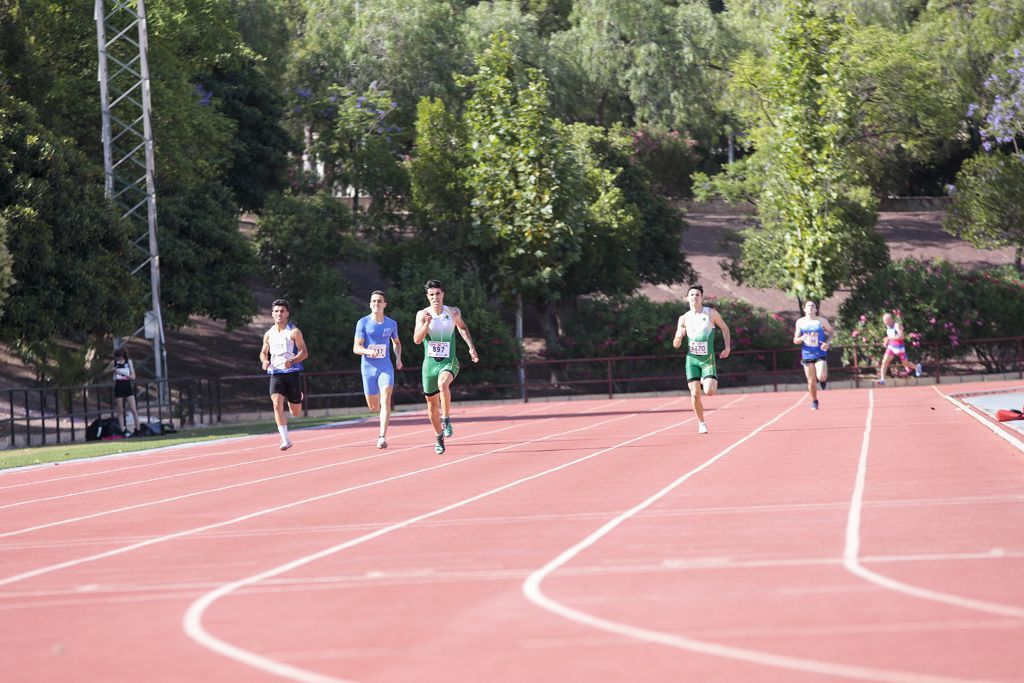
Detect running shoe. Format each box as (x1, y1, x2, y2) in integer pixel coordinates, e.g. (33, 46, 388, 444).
(435, 434, 446, 455)
(876, 379, 885, 386)
(442, 417, 453, 438)
(698, 422, 708, 434)
(818, 380, 828, 390)
(279, 440, 293, 451)
(915, 363, 922, 377)
(811, 400, 819, 411)
(376, 436, 387, 449)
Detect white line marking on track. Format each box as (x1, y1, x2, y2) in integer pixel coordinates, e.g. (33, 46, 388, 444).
(933, 386, 1024, 453)
(845, 390, 1024, 620)
(0, 402, 558, 509)
(182, 396, 701, 683)
(0, 403, 564, 540)
(0, 401, 630, 588)
(522, 393, 997, 683)
(0, 402, 523, 489)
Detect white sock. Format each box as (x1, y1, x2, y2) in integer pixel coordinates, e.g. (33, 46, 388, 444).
(278, 425, 288, 441)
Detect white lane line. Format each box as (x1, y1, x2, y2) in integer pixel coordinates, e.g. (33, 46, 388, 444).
(0, 401, 632, 588)
(0, 402, 560, 509)
(845, 390, 1024, 619)
(0, 402, 568, 540)
(183, 396, 701, 683)
(933, 387, 1024, 453)
(0, 402, 523, 489)
(522, 394, 995, 683)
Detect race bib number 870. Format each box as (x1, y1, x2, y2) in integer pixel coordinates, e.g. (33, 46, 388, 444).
(689, 340, 709, 356)
(427, 341, 450, 359)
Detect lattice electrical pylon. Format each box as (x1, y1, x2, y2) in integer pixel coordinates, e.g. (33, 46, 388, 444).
(94, 0, 167, 384)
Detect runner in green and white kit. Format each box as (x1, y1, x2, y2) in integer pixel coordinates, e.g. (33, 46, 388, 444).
(413, 279, 479, 454)
(673, 284, 731, 434)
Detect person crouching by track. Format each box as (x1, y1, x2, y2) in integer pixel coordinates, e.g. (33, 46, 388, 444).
(877, 312, 922, 385)
(794, 300, 834, 411)
(413, 279, 479, 454)
(353, 290, 403, 449)
(260, 299, 308, 451)
(673, 284, 731, 434)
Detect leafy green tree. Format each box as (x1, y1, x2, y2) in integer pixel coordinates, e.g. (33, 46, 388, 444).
(459, 32, 582, 311)
(945, 152, 1024, 273)
(255, 192, 363, 370)
(408, 97, 474, 251)
(0, 94, 144, 356)
(699, 0, 887, 305)
(201, 51, 297, 212)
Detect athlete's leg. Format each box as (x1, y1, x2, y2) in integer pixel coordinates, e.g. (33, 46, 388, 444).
(365, 394, 380, 412)
(815, 358, 828, 382)
(804, 362, 818, 403)
(378, 374, 394, 439)
(125, 395, 140, 434)
(426, 393, 443, 435)
(702, 377, 718, 396)
(271, 393, 288, 427)
(878, 351, 894, 382)
(115, 397, 126, 433)
(439, 370, 455, 419)
(688, 379, 705, 424)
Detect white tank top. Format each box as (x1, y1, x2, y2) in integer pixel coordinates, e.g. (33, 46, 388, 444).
(426, 305, 456, 341)
(267, 323, 302, 374)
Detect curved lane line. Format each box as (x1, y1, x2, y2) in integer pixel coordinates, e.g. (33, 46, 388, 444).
(183, 397, 700, 683)
(845, 389, 1024, 619)
(522, 393, 995, 683)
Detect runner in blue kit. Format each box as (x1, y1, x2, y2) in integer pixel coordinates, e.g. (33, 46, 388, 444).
(353, 290, 403, 448)
(793, 300, 833, 411)
(260, 299, 308, 450)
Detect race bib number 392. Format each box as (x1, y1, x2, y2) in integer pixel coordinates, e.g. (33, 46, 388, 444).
(689, 340, 709, 356)
(427, 341, 450, 359)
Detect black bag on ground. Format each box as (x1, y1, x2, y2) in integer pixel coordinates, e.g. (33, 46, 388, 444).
(139, 421, 177, 436)
(86, 417, 122, 441)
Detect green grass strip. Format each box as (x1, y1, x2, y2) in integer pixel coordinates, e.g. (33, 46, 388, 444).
(0, 415, 363, 471)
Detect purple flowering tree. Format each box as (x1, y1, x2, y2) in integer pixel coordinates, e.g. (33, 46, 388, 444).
(946, 49, 1024, 275)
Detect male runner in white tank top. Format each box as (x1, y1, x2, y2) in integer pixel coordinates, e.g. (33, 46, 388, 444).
(259, 299, 308, 450)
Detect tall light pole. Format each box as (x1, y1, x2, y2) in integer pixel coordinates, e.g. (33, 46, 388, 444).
(95, 0, 167, 384)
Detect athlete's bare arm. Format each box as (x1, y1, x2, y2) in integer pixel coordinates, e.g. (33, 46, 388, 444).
(413, 309, 431, 345)
(260, 333, 271, 371)
(392, 335, 403, 370)
(894, 321, 905, 340)
(287, 328, 309, 368)
(713, 310, 731, 359)
(452, 308, 479, 363)
(353, 335, 371, 356)
(793, 318, 806, 345)
(821, 318, 834, 350)
(672, 314, 687, 349)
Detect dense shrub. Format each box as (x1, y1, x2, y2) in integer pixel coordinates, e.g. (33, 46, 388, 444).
(837, 259, 1024, 369)
(552, 294, 793, 362)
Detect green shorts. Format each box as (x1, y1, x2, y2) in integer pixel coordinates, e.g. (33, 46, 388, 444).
(423, 359, 459, 396)
(685, 355, 717, 384)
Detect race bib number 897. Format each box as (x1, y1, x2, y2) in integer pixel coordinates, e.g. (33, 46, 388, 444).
(689, 340, 709, 356)
(427, 341, 450, 359)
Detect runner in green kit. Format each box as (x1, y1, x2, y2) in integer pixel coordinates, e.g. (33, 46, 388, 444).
(413, 279, 479, 454)
(673, 284, 731, 434)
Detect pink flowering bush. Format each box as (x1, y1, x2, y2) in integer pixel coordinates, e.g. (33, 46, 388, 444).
(836, 259, 1024, 367)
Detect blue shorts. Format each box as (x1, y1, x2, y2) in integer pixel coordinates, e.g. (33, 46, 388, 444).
(361, 361, 395, 396)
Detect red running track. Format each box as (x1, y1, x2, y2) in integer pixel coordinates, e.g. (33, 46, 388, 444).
(1, 384, 1022, 682)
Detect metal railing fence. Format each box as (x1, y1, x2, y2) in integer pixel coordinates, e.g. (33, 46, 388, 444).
(4, 336, 1022, 449)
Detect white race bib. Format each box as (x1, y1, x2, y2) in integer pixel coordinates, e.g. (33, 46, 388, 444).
(427, 341, 450, 359)
(689, 340, 709, 356)
(367, 344, 387, 359)
(269, 339, 288, 355)
(805, 332, 819, 347)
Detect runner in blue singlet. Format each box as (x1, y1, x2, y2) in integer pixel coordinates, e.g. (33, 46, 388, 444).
(353, 290, 403, 448)
(793, 300, 833, 411)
